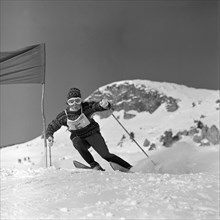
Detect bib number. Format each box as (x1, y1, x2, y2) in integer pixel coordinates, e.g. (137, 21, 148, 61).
(67, 113, 90, 130)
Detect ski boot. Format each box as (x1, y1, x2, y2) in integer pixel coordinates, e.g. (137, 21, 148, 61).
(90, 161, 105, 171)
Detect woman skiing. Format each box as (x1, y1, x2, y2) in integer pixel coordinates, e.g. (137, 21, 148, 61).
(46, 87, 132, 171)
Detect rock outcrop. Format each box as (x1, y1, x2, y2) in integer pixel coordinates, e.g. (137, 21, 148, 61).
(87, 82, 179, 119)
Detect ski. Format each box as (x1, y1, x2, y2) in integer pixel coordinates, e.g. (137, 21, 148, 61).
(73, 160, 133, 173)
(73, 160, 92, 169)
(109, 162, 133, 173)
(73, 160, 105, 171)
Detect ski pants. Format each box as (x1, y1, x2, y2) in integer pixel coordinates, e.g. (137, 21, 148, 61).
(71, 131, 132, 169)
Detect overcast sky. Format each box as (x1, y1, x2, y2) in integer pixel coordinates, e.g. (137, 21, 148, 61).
(0, 0, 219, 146)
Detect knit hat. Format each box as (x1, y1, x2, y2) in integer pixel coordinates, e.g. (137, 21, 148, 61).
(67, 88, 81, 100)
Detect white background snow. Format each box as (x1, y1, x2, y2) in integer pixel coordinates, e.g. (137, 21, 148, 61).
(1, 80, 219, 219)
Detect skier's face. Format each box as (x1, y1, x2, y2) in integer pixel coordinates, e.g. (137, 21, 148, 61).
(67, 97, 82, 111)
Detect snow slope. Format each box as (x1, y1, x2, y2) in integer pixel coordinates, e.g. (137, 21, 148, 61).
(1, 79, 219, 219)
(1, 141, 219, 220)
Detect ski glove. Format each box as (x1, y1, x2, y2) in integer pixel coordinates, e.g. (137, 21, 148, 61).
(100, 99, 109, 109)
(47, 136, 54, 147)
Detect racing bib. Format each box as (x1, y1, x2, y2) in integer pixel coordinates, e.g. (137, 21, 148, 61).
(66, 112, 90, 131)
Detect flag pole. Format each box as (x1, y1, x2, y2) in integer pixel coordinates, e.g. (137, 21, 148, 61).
(41, 43, 52, 167)
(41, 82, 48, 168)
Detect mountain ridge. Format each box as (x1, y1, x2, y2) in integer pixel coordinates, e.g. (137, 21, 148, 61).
(86, 79, 219, 119)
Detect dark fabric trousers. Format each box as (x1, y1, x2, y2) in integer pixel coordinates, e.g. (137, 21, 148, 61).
(72, 132, 132, 169)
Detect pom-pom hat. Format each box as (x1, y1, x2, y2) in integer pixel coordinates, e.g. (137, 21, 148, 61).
(67, 88, 81, 100)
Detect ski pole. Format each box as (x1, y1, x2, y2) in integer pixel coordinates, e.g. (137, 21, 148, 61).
(111, 112, 158, 166)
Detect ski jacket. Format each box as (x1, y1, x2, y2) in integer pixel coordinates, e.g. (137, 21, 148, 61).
(46, 101, 111, 140)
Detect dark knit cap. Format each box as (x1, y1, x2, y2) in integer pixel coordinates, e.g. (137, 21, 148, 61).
(67, 88, 81, 100)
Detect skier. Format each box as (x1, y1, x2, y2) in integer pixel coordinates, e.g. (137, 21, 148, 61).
(46, 87, 132, 171)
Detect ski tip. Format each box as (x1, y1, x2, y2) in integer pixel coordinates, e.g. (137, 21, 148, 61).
(73, 160, 91, 169)
(73, 160, 105, 171)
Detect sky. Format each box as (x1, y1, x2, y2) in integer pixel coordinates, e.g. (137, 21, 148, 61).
(0, 0, 219, 147)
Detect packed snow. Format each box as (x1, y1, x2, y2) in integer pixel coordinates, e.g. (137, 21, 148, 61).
(1, 80, 219, 219)
(1, 141, 219, 220)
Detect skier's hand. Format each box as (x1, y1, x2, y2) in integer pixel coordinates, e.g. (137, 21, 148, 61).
(100, 99, 109, 109)
(47, 136, 54, 147)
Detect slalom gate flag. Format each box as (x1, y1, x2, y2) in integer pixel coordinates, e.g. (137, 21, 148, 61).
(0, 44, 45, 84)
(0, 43, 50, 167)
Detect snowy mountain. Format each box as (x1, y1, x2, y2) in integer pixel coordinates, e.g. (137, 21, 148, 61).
(87, 80, 181, 116)
(1, 79, 219, 219)
(87, 79, 219, 116)
(87, 79, 219, 149)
